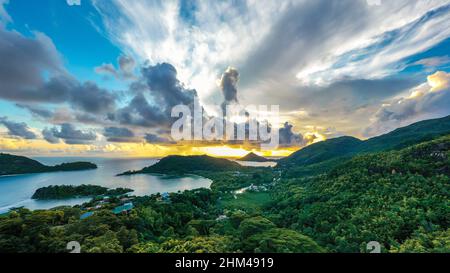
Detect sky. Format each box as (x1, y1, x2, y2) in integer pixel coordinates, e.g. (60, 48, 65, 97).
(0, 0, 449, 157)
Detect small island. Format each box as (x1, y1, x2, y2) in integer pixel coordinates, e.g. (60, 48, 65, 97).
(0, 153, 97, 176)
(32, 184, 133, 200)
(118, 155, 244, 176)
(238, 152, 271, 162)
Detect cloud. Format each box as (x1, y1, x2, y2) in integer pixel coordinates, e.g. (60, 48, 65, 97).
(0, 0, 11, 23)
(70, 81, 116, 113)
(293, 3, 450, 86)
(42, 128, 60, 144)
(0, 27, 63, 98)
(0, 26, 117, 114)
(278, 122, 303, 147)
(110, 93, 168, 128)
(95, 55, 136, 80)
(95, 0, 449, 94)
(110, 62, 198, 128)
(90, 0, 450, 143)
(219, 67, 239, 112)
(66, 0, 81, 6)
(144, 133, 172, 144)
(16, 104, 54, 119)
(364, 71, 450, 136)
(103, 126, 137, 143)
(0, 117, 37, 139)
(93, 0, 289, 102)
(43, 123, 96, 144)
(142, 62, 197, 107)
(412, 56, 450, 67)
(366, 0, 382, 6)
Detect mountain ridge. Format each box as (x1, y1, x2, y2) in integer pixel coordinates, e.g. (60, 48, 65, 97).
(278, 115, 450, 168)
(238, 152, 271, 162)
(119, 155, 244, 176)
(0, 153, 97, 176)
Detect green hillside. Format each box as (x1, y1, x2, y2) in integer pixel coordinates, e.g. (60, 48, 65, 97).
(119, 155, 244, 175)
(362, 115, 450, 152)
(270, 135, 450, 252)
(278, 115, 450, 169)
(32, 185, 133, 200)
(0, 153, 97, 176)
(278, 136, 362, 167)
(0, 135, 448, 253)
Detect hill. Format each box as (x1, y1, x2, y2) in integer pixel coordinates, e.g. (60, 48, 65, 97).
(119, 155, 243, 175)
(32, 185, 133, 200)
(278, 115, 450, 168)
(271, 135, 450, 252)
(238, 152, 271, 162)
(278, 136, 362, 167)
(0, 153, 97, 176)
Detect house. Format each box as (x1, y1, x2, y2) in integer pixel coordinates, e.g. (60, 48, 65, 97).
(112, 202, 134, 214)
(161, 192, 170, 200)
(215, 215, 228, 221)
(80, 211, 94, 220)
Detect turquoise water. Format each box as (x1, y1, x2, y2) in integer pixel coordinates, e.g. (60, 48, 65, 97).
(0, 157, 212, 213)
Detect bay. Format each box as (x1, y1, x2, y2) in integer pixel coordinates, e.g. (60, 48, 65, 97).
(0, 157, 212, 213)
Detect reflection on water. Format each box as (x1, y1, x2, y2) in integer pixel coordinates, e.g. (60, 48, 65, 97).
(234, 160, 277, 167)
(0, 157, 212, 213)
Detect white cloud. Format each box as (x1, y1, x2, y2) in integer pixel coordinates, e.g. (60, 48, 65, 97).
(0, 0, 11, 23)
(364, 71, 450, 136)
(294, 1, 450, 86)
(66, 0, 81, 6)
(94, 1, 450, 95)
(366, 0, 382, 6)
(93, 0, 292, 104)
(92, 0, 450, 137)
(412, 56, 450, 67)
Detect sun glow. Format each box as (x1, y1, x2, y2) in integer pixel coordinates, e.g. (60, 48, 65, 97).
(0, 137, 298, 158)
(427, 71, 450, 92)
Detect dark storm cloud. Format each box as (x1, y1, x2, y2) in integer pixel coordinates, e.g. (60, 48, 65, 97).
(110, 63, 199, 129)
(219, 67, 239, 104)
(0, 27, 63, 99)
(16, 104, 54, 119)
(278, 122, 303, 147)
(110, 93, 168, 127)
(103, 126, 137, 142)
(43, 123, 96, 145)
(74, 112, 105, 125)
(70, 81, 116, 114)
(42, 128, 60, 144)
(144, 133, 172, 144)
(119, 55, 136, 77)
(142, 62, 197, 107)
(0, 117, 37, 139)
(95, 55, 136, 80)
(0, 26, 117, 114)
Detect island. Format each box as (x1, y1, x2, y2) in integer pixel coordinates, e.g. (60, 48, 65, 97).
(32, 185, 133, 200)
(0, 153, 97, 176)
(237, 152, 271, 162)
(118, 155, 244, 176)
